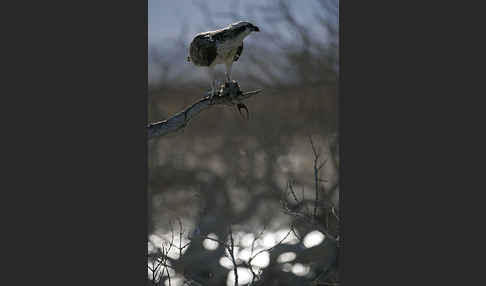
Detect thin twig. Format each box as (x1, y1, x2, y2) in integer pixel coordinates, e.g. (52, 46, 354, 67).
(229, 228, 238, 286)
(309, 135, 320, 219)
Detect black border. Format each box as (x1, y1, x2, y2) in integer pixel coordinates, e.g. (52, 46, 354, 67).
(3, 0, 148, 285)
(3, 0, 457, 284)
(339, 1, 460, 284)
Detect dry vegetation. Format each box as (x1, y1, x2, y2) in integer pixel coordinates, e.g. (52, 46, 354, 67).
(148, 1, 339, 285)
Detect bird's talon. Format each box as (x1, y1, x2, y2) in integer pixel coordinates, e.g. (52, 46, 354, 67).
(237, 103, 249, 120)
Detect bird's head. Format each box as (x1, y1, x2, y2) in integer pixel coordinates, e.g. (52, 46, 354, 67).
(229, 21, 260, 35)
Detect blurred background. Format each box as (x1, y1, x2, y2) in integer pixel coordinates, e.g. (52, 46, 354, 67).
(148, 0, 339, 285)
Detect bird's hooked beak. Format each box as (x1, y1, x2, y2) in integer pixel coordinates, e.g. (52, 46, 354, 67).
(252, 25, 260, 32)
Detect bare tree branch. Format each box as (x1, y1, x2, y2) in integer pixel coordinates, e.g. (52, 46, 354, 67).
(148, 82, 263, 139)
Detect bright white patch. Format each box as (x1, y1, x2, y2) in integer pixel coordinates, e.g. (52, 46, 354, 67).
(251, 251, 270, 268)
(227, 267, 252, 286)
(277, 252, 297, 263)
(165, 276, 184, 286)
(219, 256, 234, 269)
(303, 230, 325, 248)
(149, 234, 163, 248)
(203, 233, 219, 250)
(261, 233, 276, 248)
(238, 248, 251, 262)
(292, 263, 310, 276)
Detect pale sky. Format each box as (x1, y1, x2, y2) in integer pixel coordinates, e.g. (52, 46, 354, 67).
(148, 0, 329, 46)
(148, 0, 337, 83)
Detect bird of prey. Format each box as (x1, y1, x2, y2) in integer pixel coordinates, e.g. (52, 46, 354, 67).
(187, 21, 260, 98)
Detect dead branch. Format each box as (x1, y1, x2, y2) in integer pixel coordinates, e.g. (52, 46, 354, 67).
(147, 81, 263, 139)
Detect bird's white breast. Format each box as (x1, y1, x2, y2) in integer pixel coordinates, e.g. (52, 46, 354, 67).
(211, 38, 243, 66)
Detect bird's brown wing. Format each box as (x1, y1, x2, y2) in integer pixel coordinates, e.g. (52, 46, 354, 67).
(189, 34, 217, 66)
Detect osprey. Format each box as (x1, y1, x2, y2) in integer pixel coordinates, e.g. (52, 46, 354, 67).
(187, 21, 260, 97)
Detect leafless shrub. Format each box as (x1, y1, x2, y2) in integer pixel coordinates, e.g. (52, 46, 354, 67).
(148, 139, 339, 286)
